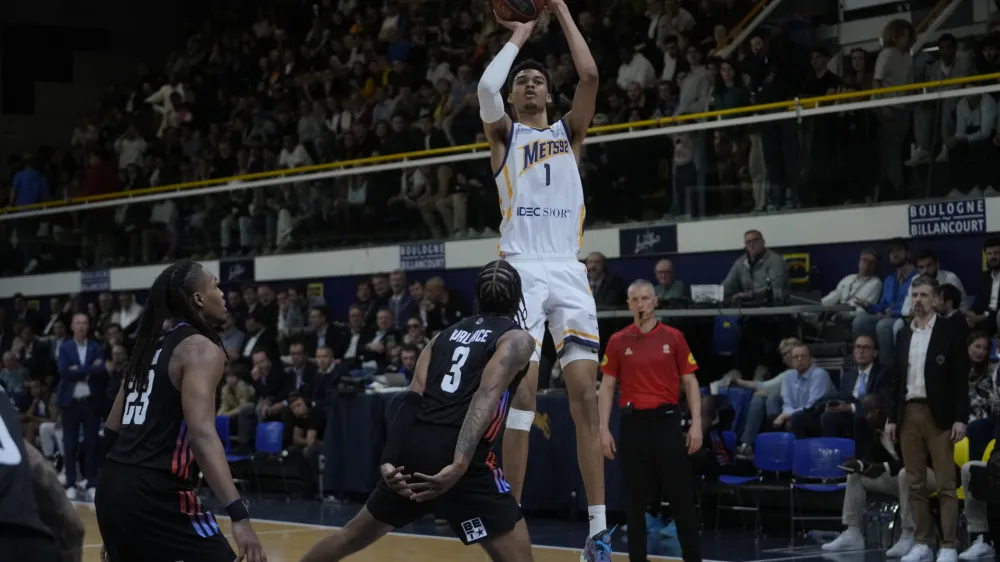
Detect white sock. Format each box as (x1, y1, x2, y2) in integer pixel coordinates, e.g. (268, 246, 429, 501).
(588, 505, 607, 536)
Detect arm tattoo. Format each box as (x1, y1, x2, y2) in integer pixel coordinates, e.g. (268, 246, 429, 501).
(26, 442, 85, 562)
(453, 331, 535, 465)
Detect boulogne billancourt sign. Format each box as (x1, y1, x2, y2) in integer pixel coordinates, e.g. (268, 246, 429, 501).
(908, 199, 986, 237)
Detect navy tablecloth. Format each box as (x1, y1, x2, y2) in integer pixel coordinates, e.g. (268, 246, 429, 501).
(322, 391, 627, 511)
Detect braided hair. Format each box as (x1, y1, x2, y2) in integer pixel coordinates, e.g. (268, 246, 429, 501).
(475, 260, 527, 328)
(122, 259, 225, 393)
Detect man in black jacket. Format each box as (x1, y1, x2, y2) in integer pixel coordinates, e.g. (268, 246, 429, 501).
(966, 237, 1000, 336)
(822, 393, 938, 556)
(886, 276, 970, 562)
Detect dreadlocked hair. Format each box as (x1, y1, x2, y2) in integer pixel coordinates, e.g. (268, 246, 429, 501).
(122, 259, 225, 393)
(476, 260, 527, 328)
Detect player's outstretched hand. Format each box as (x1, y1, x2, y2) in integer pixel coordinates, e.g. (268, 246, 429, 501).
(409, 463, 465, 503)
(232, 520, 267, 562)
(380, 463, 413, 498)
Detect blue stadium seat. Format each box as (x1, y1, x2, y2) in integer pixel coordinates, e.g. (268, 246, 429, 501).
(255, 422, 284, 454)
(714, 432, 796, 534)
(712, 316, 741, 357)
(789, 437, 854, 540)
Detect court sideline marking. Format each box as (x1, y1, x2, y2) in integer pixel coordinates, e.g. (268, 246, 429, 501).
(76, 501, 841, 562)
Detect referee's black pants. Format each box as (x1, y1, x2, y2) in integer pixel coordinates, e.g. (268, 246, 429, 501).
(620, 406, 702, 562)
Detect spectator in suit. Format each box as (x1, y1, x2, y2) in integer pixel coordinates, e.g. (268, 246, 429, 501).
(821, 334, 890, 451)
(11, 293, 42, 333)
(56, 312, 107, 500)
(303, 306, 335, 357)
(236, 348, 288, 450)
(938, 284, 970, 339)
(586, 252, 626, 309)
(312, 346, 337, 408)
(422, 277, 470, 333)
(362, 309, 402, 372)
(822, 392, 933, 556)
(775, 344, 835, 438)
(240, 308, 281, 365)
(853, 238, 918, 368)
(353, 280, 379, 334)
(286, 341, 319, 402)
(966, 237, 1000, 335)
(386, 269, 417, 330)
(886, 276, 970, 562)
(112, 292, 144, 336)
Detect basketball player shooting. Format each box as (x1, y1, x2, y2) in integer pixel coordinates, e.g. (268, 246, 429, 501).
(95, 260, 266, 562)
(300, 261, 537, 562)
(479, 1, 610, 559)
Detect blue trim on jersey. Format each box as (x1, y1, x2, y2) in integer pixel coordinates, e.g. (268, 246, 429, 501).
(559, 118, 571, 141)
(492, 123, 517, 178)
(557, 336, 601, 356)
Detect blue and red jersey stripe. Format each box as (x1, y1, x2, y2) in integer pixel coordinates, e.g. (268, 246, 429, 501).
(171, 421, 195, 481)
(484, 389, 510, 443)
(178, 490, 220, 538)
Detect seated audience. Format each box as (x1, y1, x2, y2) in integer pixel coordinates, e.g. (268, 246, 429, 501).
(967, 237, 1000, 336)
(853, 239, 917, 367)
(285, 340, 319, 401)
(733, 337, 799, 459)
(821, 393, 930, 557)
(967, 331, 998, 461)
(820, 334, 889, 451)
(939, 283, 970, 338)
(217, 364, 255, 437)
(283, 392, 325, 499)
(776, 344, 834, 438)
(820, 248, 883, 318)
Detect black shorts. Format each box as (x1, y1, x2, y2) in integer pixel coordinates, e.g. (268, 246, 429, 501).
(95, 461, 236, 562)
(365, 424, 522, 545)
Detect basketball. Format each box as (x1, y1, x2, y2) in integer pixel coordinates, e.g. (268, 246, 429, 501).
(492, 0, 548, 23)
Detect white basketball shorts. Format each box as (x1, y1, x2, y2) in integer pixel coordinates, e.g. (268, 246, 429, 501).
(505, 256, 600, 366)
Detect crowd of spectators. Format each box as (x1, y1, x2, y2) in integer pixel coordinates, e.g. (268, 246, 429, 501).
(3, 1, 999, 276)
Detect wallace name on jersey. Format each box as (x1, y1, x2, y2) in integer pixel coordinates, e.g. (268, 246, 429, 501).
(449, 328, 494, 345)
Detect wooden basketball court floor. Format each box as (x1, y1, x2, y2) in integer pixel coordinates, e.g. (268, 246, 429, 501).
(75, 501, 892, 562)
(74, 502, 654, 561)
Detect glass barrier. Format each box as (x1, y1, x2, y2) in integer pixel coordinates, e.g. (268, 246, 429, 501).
(2, 84, 997, 277)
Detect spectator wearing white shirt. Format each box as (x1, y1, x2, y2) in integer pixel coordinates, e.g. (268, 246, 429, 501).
(111, 293, 144, 334)
(646, 0, 696, 47)
(822, 248, 884, 318)
(675, 45, 713, 116)
(113, 126, 148, 171)
(900, 251, 968, 318)
(946, 92, 998, 197)
(141, 199, 179, 263)
(278, 134, 315, 170)
(145, 79, 186, 114)
(616, 44, 657, 91)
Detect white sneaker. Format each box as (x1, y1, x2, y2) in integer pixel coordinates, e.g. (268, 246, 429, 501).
(902, 544, 934, 562)
(959, 536, 995, 560)
(65, 487, 77, 500)
(937, 548, 958, 562)
(822, 529, 866, 551)
(906, 149, 932, 166)
(56, 470, 66, 486)
(86, 487, 96, 502)
(887, 535, 916, 558)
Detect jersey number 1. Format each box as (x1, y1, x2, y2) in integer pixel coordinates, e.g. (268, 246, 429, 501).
(441, 346, 469, 393)
(544, 163, 551, 186)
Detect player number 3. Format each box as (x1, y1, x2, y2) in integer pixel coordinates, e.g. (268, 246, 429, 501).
(441, 346, 470, 393)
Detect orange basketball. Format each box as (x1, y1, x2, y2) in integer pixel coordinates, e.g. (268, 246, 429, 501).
(492, 0, 548, 23)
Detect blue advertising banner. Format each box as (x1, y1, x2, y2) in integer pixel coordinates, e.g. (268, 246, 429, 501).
(909, 199, 986, 237)
(400, 242, 446, 271)
(219, 259, 254, 284)
(81, 269, 111, 292)
(618, 225, 678, 257)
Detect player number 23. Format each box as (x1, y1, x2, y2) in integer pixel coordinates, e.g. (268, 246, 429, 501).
(122, 369, 157, 425)
(441, 346, 470, 393)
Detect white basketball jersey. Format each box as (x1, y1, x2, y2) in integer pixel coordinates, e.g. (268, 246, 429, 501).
(494, 120, 585, 258)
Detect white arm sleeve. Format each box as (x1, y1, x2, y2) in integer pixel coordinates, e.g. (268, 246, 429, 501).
(478, 42, 519, 124)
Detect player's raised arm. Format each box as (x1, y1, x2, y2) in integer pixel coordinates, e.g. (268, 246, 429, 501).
(26, 442, 85, 562)
(549, 0, 598, 144)
(410, 329, 535, 502)
(178, 335, 266, 562)
(479, 15, 536, 159)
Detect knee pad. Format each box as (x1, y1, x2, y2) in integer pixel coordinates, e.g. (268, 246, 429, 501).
(558, 342, 599, 369)
(505, 408, 535, 431)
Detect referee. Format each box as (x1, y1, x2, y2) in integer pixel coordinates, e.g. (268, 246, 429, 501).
(599, 280, 702, 562)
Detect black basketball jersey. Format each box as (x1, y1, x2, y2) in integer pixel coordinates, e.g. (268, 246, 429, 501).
(416, 315, 526, 448)
(107, 323, 202, 485)
(0, 393, 53, 538)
